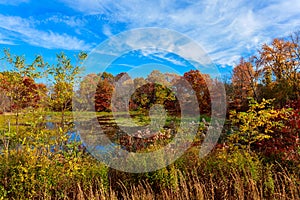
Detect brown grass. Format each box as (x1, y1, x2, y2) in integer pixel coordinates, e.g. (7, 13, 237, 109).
(58, 167, 299, 200)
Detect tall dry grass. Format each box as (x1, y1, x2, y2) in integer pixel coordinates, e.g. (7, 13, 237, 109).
(64, 166, 299, 200)
(39, 148, 298, 200)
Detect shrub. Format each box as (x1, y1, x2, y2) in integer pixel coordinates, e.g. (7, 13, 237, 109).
(228, 98, 292, 151)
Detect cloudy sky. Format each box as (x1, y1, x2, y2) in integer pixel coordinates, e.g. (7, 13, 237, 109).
(0, 0, 300, 75)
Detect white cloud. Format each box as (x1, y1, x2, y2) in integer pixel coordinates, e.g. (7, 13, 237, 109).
(0, 0, 29, 6)
(42, 15, 86, 28)
(58, 0, 105, 15)
(0, 39, 14, 45)
(139, 50, 188, 67)
(88, 28, 216, 77)
(60, 0, 300, 66)
(0, 14, 92, 50)
(102, 24, 112, 37)
(0, 32, 15, 45)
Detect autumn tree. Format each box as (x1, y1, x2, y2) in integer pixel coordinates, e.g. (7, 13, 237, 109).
(133, 77, 147, 89)
(0, 50, 46, 129)
(0, 84, 9, 114)
(129, 77, 147, 110)
(146, 70, 169, 86)
(257, 35, 300, 105)
(228, 98, 292, 152)
(231, 58, 256, 110)
(76, 73, 99, 111)
(129, 82, 179, 116)
(183, 70, 211, 114)
(165, 72, 180, 84)
(94, 72, 114, 112)
(112, 72, 133, 112)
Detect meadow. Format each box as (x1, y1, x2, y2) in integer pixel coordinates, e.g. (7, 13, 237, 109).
(0, 103, 299, 199)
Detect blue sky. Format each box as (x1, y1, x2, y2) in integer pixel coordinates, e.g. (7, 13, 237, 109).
(0, 0, 300, 78)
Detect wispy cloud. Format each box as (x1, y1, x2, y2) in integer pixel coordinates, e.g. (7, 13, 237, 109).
(58, 0, 104, 15)
(102, 24, 113, 37)
(41, 15, 86, 28)
(0, 0, 29, 6)
(60, 0, 300, 66)
(0, 14, 92, 50)
(0, 32, 16, 45)
(86, 28, 218, 78)
(140, 50, 188, 67)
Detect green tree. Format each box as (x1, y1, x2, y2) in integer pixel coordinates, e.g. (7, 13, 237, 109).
(48, 52, 86, 128)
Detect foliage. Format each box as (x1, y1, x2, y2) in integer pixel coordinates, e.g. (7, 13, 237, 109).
(92, 69, 213, 115)
(94, 73, 114, 112)
(0, 72, 45, 111)
(0, 49, 46, 114)
(228, 98, 291, 151)
(48, 52, 86, 129)
(0, 110, 108, 199)
(0, 50, 47, 132)
(255, 33, 300, 105)
(76, 73, 99, 111)
(254, 100, 300, 163)
(130, 82, 179, 115)
(183, 70, 211, 114)
(231, 58, 256, 110)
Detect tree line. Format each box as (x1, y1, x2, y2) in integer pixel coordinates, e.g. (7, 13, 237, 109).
(229, 31, 300, 110)
(1, 31, 300, 117)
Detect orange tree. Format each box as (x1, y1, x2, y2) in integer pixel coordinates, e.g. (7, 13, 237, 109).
(231, 58, 257, 110)
(256, 33, 300, 105)
(183, 70, 211, 114)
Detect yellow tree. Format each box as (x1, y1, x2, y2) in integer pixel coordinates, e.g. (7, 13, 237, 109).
(76, 73, 99, 111)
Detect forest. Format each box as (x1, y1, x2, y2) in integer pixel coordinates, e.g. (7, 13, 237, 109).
(0, 31, 299, 199)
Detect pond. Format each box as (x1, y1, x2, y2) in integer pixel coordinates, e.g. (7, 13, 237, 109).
(46, 118, 119, 153)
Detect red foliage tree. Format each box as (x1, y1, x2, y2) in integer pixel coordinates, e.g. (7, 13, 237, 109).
(253, 100, 300, 163)
(0, 72, 46, 111)
(94, 74, 114, 112)
(183, 70, 211, 114)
